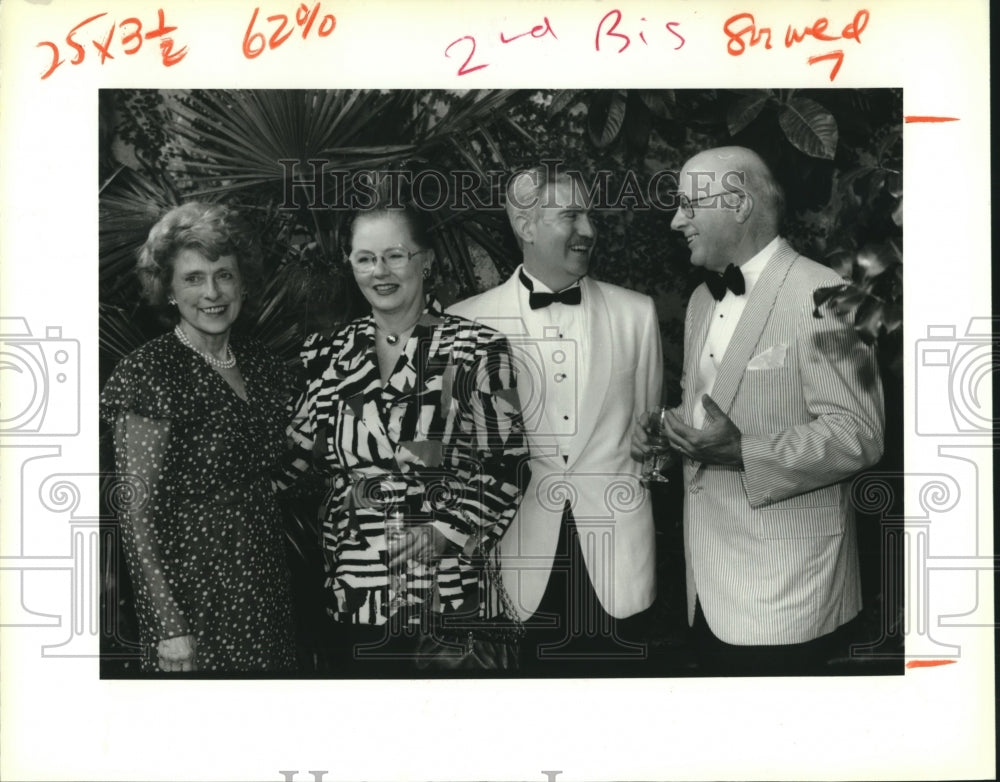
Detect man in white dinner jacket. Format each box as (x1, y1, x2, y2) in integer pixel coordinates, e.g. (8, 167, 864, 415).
(635, 146, 885, 675)
(448, 164, 662, 673)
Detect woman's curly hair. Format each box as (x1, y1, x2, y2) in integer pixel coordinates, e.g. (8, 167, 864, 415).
(135, 202, 263, 315)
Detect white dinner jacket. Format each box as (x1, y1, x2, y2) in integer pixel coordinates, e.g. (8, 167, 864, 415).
(448, 270, 663, 620)
(681, 239, 885, 644)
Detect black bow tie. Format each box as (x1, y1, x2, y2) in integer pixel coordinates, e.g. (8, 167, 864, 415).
(704, 264, 746, 301)
(520, 270, 582, 309)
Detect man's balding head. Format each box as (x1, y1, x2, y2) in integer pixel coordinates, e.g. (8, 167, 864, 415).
(671, 146, 783, 270)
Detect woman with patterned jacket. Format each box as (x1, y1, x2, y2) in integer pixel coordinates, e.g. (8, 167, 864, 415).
(281, 198, 528, 672)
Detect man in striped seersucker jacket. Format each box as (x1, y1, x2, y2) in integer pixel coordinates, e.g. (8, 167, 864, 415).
(635, 146, 885, 675)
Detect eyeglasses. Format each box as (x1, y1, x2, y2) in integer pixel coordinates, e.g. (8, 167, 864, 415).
(347, 247, 426, 274)
(677, 191, 736, 219)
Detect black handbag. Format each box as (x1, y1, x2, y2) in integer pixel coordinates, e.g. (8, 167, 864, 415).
(414, 548, 524, 672)
(413, 623, 520, 672)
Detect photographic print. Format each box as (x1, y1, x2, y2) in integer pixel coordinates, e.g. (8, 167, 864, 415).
(97, 87, 905, 682)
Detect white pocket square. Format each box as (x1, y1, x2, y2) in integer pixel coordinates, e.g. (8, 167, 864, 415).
(747, 344, 787, 370)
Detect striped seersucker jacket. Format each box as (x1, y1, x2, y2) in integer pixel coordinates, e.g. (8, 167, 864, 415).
(681, 239, 885, 645)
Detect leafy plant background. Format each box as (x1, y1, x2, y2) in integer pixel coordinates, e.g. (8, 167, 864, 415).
(100, 88, 903, 675)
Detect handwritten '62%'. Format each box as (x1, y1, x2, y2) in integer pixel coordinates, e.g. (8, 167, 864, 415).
(242, 2, 336, 59)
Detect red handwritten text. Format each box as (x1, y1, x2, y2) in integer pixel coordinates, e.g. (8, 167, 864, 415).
(595, 10, 685, 53)
(36, 8, 187, 80)
(446, 12, 684, 77)
(500, 17, 557, 44)
(444, 35, 489, 76)
(445, 15, 556, 77)
(243, 2, 336, 59)
(723, 9, 869, 81)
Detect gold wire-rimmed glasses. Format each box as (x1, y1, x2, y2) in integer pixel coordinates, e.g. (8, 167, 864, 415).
(347, 247, 427, 274)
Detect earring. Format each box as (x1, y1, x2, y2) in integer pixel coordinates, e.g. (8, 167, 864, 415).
(422, 267, 431, 279)
(168, 297, 177, 305)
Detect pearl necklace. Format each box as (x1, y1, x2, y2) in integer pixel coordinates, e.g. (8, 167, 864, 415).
(174, 325, 236, 369)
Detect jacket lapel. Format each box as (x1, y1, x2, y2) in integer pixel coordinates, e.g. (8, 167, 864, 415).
(684, 288, 713, 425)
(498, 270, 539, 430)
(334, 320, 394, 457)
(383, 313, 445, 402)
(507, 268, 533, 334)
(709, 240, 799, 418)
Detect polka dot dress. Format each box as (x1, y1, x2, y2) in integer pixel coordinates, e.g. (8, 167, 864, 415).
(101, 332, 297, 673)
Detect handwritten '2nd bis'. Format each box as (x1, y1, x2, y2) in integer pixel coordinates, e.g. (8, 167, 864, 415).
(445, 10, 685, 77)
(725, 9, 869, 81)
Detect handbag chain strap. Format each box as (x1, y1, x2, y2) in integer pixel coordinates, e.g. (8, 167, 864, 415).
(479, 538, 525, 639)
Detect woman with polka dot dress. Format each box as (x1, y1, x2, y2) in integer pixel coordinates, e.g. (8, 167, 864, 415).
(101, 203, 296, 673)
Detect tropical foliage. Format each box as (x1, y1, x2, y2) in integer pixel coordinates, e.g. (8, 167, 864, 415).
(100, 88, 904, 673)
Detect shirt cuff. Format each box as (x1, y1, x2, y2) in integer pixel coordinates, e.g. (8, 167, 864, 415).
(739, 434, 772, 508)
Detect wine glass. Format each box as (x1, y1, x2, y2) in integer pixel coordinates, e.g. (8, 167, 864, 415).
(384, 509, 409, 613)
(641, 406, 673, 483)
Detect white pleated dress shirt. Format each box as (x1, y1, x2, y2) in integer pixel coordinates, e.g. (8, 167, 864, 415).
(518, 266, 588, 461)
(692, 236, 781, 429)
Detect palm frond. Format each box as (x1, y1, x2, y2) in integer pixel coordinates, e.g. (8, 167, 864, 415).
(99, 168, 182, 303)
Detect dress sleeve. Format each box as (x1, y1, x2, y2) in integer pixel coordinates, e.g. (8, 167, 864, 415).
(101, 343, 192, 643)
(432, 329, 529, 556)
(272, 332, 329, 493)
(100, 347, 184, 423)
(111, 411, 191, 643)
